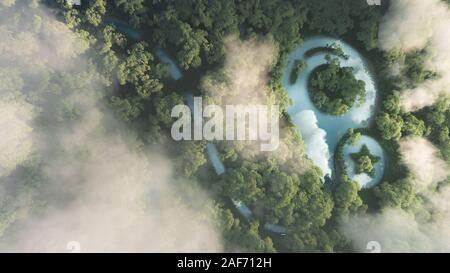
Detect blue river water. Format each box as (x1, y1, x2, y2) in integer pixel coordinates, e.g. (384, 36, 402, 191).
(104, 19, 142, 41)
(284, 36, 385, 188)
(108, 21, 383, 232)
(107, 19, 235, 178)
(154, 48, 183, 81)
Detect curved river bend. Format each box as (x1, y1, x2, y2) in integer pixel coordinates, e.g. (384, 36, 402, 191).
(284, 36, 385, 188)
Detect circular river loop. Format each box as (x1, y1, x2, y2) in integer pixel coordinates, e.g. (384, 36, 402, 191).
(284, 36, 385, 189)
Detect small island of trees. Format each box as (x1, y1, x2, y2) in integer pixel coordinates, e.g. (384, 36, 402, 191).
(350, 145, 381, 177)
(309, 56, 366, 116)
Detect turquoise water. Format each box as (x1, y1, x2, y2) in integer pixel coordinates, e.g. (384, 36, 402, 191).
(232, 200, 253, 219)
(104, 19, 142, 41)
(105, 19, 183, 80)
(342, 136, 385, 189)
(283, 36, 384, 188)
(154, 48, 183, 81)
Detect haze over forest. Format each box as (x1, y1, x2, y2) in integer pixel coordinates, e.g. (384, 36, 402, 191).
(1, 0, 450, 253)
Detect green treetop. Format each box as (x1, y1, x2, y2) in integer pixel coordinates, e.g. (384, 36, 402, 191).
(309, 57, 366, 116)
(350, 145, 380, 177)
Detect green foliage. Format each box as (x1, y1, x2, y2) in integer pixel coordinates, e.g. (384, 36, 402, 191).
(305, 0, 354, 35)
(304, 44, 348, 59)
(424, 99, 450, 161)
(350, 145, 381, 178)
(346, 128, 362, 146)
(384, 50, 438, 91)
(333, 129, 366, 218)
(262, 171, 301, 225)
(222, 167, 263, 204)
(333, 179, 364, 217)
(309, 57, 366, 116)
(0, 159, 46, 237)
(176, 141, 207, 178)
(356, 19, 378, 50)
(117, 42, 163, 99)
(374, 178, 415, 209)
(376, 94, 405, 140)
(355, 156, 373, 175)
(355, 7, 382, 51)
(114, 0, 148, 27)
(403, 113, 428, 137)
(238, 222, 277, 253)
(376, 112, 404, 140)
(305, 0, 383, 46)
(153, 8, 212, 70)
(110, 95, 143, 121)
(214, 204, 276, 252)
(403, 51, 438, 86)
(64, 8, 81, 29)
(382, 93, 401, 115)
(236, 0, 307, 51)
(176, 27, 209, 70)
(289, 59, 307, 84)
(152, 93, 185, 127)
(169, 0, 238, 64)
(100, 25, 127, 54)
(384, 49, 406, 66)
(85, 0, 106, 27)
(95, 25, 127, 83)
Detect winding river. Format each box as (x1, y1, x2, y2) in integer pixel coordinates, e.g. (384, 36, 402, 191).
(108, 21, 384, 233)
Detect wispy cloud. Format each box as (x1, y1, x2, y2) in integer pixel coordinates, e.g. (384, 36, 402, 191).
(0, 2, 222, 252)
(378, 0, 450, 111)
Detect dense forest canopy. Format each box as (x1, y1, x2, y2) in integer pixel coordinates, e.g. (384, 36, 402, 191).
(0, 0, 449, 253)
